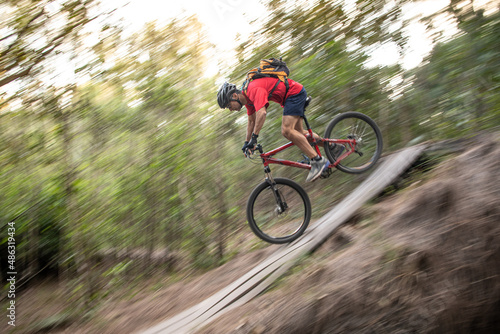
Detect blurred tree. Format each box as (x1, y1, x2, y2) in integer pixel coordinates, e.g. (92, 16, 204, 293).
(400, 5, 500, 139)
(0, 0, 100, 89)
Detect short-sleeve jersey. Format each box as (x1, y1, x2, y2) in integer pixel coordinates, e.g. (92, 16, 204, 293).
(243, 77, 303, 115)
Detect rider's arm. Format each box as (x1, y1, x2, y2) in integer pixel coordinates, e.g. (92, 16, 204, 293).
(252, 107, 267, 136)
(246, 113, 256, 141)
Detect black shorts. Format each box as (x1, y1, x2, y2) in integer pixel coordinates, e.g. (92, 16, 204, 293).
(283, 88, 307, 117)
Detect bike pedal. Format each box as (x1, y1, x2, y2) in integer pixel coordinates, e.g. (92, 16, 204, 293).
(320, 168, 332, 179)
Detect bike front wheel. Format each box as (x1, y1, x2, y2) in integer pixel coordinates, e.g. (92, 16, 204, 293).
(324, 112, 383, 174)
(246, 178, 311, 244)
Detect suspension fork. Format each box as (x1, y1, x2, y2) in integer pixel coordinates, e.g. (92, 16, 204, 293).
(264, 165, 288, 213)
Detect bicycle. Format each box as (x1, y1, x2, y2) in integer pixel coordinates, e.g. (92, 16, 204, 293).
(245, 96, 383, 244)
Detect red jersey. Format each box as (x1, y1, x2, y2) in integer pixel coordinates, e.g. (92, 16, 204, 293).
(243, 77, 303, 115)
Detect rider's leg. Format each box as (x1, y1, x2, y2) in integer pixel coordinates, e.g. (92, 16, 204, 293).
(282, 116, 317, 159)
(281, 89, 330, 182)
(283, 88, 329, 182)
(295, 121, 322, 142)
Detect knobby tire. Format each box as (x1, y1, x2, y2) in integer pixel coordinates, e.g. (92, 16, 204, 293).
(246, 178, 311, 244)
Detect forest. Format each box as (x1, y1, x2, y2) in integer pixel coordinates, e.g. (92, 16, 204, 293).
(1, 0, 499, 326)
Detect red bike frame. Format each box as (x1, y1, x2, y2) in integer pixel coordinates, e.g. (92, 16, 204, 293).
(256, 135, 357, 170)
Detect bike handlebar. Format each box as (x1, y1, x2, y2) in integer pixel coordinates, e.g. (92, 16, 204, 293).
(245, 144, 263, 159)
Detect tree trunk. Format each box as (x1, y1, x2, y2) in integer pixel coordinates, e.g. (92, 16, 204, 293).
(400, 102, 412, 146)
(27, 185, 41, 279)
(59, 107, 92, 306)
(214, 142, 229, 262)
(144, 132, 159, 273)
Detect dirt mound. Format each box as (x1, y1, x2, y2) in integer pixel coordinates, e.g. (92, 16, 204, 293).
(198, 138, 500, 334)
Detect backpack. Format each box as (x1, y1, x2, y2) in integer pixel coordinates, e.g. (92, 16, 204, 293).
(241, 57, 290, 100)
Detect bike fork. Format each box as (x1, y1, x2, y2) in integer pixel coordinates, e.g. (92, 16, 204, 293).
(264, 166, 287, 213)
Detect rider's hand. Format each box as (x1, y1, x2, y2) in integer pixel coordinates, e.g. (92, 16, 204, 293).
(242, 141, 249, 154)
(247, 133, 258, 151)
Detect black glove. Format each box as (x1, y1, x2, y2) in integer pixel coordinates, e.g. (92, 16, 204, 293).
(241, 141, 249, 153)
(247, 133, 258, 150)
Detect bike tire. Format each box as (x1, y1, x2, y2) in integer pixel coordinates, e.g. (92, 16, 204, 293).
(324, 112, 383, 174)
(246, 177, 311, 244)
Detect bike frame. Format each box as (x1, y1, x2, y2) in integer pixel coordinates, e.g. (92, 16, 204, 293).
(255, 116, 357, 170)
(257, 138, 355, 170)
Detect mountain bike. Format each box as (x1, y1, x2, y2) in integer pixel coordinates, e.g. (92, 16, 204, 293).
(245, 97, 383, 244)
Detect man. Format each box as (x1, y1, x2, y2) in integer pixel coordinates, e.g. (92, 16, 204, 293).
(217, 78, 329, 182)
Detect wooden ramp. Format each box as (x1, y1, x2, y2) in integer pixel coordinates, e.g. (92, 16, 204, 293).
(139, 144, 427, 334)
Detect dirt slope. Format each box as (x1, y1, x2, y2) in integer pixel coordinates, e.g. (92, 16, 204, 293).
(197, 138, 500, 333)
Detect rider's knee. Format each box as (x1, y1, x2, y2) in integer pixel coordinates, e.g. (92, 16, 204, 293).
(281, 126, 292, 139)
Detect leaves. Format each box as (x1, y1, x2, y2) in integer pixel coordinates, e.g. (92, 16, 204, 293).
(0, 0, 99, 88)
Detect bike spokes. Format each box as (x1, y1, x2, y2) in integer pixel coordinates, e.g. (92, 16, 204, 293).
(324, 112, 383, 174)
(249, 181, 309, 243)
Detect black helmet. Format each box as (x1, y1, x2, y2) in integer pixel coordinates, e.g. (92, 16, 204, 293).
(217, 82, 239, 109)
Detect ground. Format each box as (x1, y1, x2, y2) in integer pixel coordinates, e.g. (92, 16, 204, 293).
(4, 134, 500, 334)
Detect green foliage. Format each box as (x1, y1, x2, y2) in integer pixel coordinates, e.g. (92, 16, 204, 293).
(402, 10, 500, 139)
(0, 0, 100, 91)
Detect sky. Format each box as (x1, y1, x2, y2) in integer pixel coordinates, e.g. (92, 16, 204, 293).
(96, 0, 269, 78)
(102, 0, 497, 64)
(7, 0, 494, 110)
(108, 0, 266, 51)
(103, 0, 462, 72)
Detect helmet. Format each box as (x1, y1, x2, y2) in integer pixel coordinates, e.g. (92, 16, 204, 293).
(217, 82, 238, 108)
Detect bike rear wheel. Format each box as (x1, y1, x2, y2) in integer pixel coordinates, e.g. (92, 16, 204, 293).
(246, 178, 311, 244)
(324, 112, 383, 174)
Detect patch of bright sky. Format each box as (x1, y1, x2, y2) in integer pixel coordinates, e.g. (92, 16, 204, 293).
(105, 0, 466, 74)
(14, 0, 497, 94)
(365, 0, 456, 69)
(110, 0, 265, 49)
(99, 0, 267, 77)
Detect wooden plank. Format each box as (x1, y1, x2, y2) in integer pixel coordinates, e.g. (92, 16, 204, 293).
(139, 144, 427, 334)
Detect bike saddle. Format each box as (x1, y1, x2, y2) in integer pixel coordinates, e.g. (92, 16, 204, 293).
(304, 96, 312, 109)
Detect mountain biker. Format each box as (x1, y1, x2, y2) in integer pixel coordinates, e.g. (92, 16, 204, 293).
(217, 79, 329, 182)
